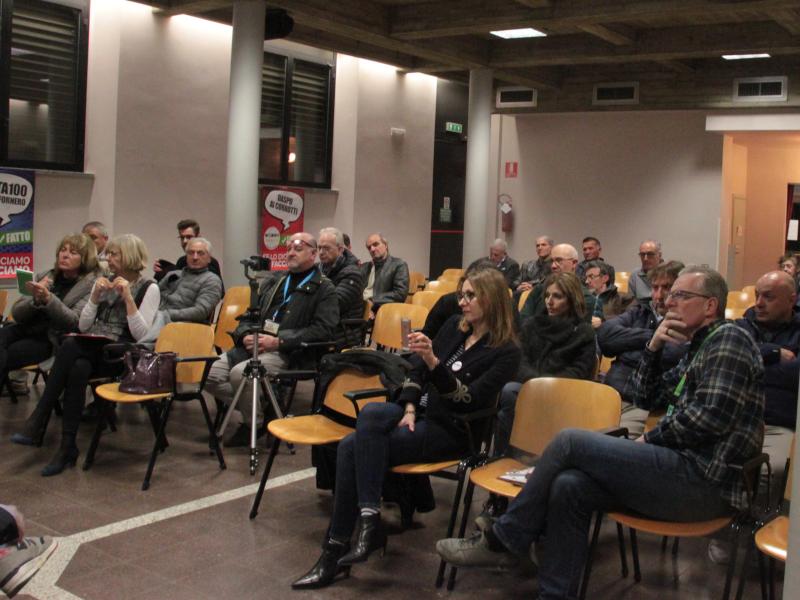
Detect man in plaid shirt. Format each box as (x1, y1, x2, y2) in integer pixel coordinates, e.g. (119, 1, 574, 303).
(437, 265, 765, 600)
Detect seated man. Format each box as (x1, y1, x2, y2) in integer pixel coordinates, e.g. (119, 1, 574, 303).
(576, 236, 615, 284)
(318, 227, 365, 346)
(155, 237, 223, 325)
(515, 236, 553, 295)
(735, 270, 799, 487)
(597, 260, 686, 438)
(470, 238, 519, 289)
(82, 221, 109, 271)
(361, 233, 409, 316)
(584, 260, 630, 328)
(519, 243, 597, 323)
(154, 218, 223, 289)
(0, 503, 57, 597)
(206, 232, 338, 446)
(437, 266, 765, 600)
(628, 239, 663, 301)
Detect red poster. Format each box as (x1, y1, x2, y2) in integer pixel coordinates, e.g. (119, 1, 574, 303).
(260, 185, 305, 271)
(504, 161, 518, 178)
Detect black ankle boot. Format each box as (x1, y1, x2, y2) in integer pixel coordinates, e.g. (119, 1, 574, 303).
(41, 441, 79, 477)
(10, 408, 48, 446)
(338, 513, 387, 566)
(291, 539, 351, 589)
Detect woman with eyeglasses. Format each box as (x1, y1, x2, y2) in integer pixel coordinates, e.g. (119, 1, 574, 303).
(494, 272, 597, 459)
(1, 234, 99, 393)
(292, 267, 521, 590)
(12, 234, 160, 477)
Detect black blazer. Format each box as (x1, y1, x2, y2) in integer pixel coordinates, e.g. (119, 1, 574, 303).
(398, 315, 521, 439)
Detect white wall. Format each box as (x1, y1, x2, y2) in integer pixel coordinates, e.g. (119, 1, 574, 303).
(494, 111, 724, 273)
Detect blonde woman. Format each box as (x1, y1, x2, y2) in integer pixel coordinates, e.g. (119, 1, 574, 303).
(13, 235, 160, 477)
(292, 267, 520, 589)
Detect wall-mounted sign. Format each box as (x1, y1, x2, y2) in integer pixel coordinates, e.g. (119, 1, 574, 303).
(0, 168, 35, 280)
(445, 121, 463, 134)
(505, 161, 518, 178)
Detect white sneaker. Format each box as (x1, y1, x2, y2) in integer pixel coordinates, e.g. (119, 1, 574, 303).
(0, 536, 58, 597)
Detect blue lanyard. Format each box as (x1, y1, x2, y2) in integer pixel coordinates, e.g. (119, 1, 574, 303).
(272, 271, 315, 320)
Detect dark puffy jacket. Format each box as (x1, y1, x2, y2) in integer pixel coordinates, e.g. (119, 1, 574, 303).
(230, 269, 339, 368)
(517, 314, 596, 382)
(736, 307, 800, 429)
(321, 249, 365, 346)
(362, 255, 409, 311)
(596, 302, 686, 402)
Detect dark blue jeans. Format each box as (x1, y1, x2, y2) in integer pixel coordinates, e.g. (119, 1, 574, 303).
(0, 323, 52, 382)
(329, 402, 465, 540)
(493, 381, 521, 457)
(493, 429, 731, 600)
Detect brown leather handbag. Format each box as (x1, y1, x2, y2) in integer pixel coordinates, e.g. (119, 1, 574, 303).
(119, 349, 177, 394)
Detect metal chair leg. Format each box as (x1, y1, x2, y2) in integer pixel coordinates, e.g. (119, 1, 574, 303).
(579, 512, 604, 600)
(672, 536, 680, 556)
(616, 522, 629, 578)
(441, 479, 477, 590)
(661, 536, 669, 551)
(82, 400, 109, 470)
(629, 528, 641, 583)
(768, 557, 776, 600)
(198, 395, 226, 470)
(722, 523, 742, 600)
(142, 398, 174, 491)
(249, 436, 281, 519)
(444, 467, 471, 590)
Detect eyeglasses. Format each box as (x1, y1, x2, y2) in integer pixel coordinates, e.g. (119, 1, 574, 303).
(288, 239, 316, 251)
(456, 291, 477, 304)
(666, 290, 711, 302)
(585, 273, 602, 280)
(639, 251, 658, 258)
(552, 257, 574, 264)
(317, 244, 337, 252)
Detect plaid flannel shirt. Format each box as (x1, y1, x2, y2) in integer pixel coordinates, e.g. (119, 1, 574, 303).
(629, 320, 764, 510)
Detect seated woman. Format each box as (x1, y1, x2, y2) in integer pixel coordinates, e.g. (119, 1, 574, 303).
(292, 267, 521, 590)
(1, 234, 98, 388)
(12, 234, 160, 477)
(494, 272, 597, 457)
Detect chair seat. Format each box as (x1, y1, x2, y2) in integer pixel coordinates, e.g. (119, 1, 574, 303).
(267, 414, 354, 445)
(608, 511, 733, 537)
(391, 459, 460, 475)
(755, 516, 788, 562)
(469, 458, 529, 498)
(95, 382, 171, 403)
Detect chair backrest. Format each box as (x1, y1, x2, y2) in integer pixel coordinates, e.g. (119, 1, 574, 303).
(518, 289, 531, 311)
(155, 322, 215, 383)
(411, 290, 444, 312)
(425, 279, 458, 294)
(214, 286, 250, 351)
(617, 271, 630, 282)
(727, 290, 751, 310)
(0, 289, 7, 318)
(408, 271, 427, 293)
(363, 299, 373, 320)
(323, 369, 385, 418)
(509, 377, 621, 456)
(371, 302, 429, 350)
(725, 306, 746, 320)
(599, 355, 614, 375)
(438, 268, 464, 282)
(616, 278, 629, 294)
(741, 285, 756, 305)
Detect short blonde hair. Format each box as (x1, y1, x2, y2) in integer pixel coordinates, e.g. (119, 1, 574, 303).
(106, 234, 148, 273)
(458, 267, 517, 347)
(54, 233, 98, 275)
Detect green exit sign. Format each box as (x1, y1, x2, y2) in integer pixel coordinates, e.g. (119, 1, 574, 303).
(445, 121, 463, 134)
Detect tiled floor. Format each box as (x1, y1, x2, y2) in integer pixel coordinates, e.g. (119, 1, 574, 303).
(1, 381, 780, 599)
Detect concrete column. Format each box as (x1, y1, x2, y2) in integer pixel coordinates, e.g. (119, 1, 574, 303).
(462, 69, 493, 266)
(223, 0, 265, 285)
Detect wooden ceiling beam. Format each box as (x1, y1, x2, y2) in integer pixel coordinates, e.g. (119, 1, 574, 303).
(578, 23, 635, 46)
(390, 0, 800, 40)
(490, 21, 800, 68)
(155, 0, 232, 17)
(657, 60, 695, 74)
(768, 9, 800, 36)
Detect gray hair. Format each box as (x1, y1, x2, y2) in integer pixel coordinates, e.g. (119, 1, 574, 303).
(319, 227, 344, 246)
(640, 239, 662, 252)
(490, 238, 508, 252)
(679, 265, 727, 317)
(186, 236, 213, 256)
(82, 221, 108, 237)
(537, 236, 554, 246)
(585, 260, 611, 278)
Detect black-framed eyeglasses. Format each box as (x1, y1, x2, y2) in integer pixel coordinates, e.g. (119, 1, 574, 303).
(457, 291, 477, 304)
(666, 290, 711, 302)
(639, 251, 658, 258)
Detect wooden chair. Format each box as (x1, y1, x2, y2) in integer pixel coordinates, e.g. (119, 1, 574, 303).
(616, 272, 630, 294)
(213, 285, 250, 353)
(598, 355, 614, 379)
(737, 437, 793, 600)
(517, 288, 531, 312)
(583, 411, 769, 600)
(249, 369, 388, 518)
(438, 268, 464, 282)
(726, 306, 746, 320)
(443, 378, 622, 590)
(425, 279, 458, 294)
(408, 270, 427, 293)
(0, 289, 8, 320)
(83, 323, 224, 490)
(411, 290, 444, 312)
(740, 285, 756, 306)
(727, 290, 752, 311)
(371, 303, 428, 351)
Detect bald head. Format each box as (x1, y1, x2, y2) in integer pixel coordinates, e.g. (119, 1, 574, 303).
(754, 270, 796, 324)
(287, 232, 318, 273)
(550, 244, 579, 274)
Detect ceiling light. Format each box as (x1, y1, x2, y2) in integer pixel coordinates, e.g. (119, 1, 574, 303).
(722, 53, 770, 60)
(491, 28, 547, 39)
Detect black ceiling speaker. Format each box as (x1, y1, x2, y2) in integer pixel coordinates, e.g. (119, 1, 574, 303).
(265, 9, 294, 40)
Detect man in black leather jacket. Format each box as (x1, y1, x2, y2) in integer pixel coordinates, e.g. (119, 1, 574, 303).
(361, 233, 409, 316)
(319, 227, 365, 347)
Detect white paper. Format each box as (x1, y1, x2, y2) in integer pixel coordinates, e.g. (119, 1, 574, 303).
(788, 220, 798, 241)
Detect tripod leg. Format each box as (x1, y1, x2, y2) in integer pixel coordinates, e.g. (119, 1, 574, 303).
(216, 376, 250, 439)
